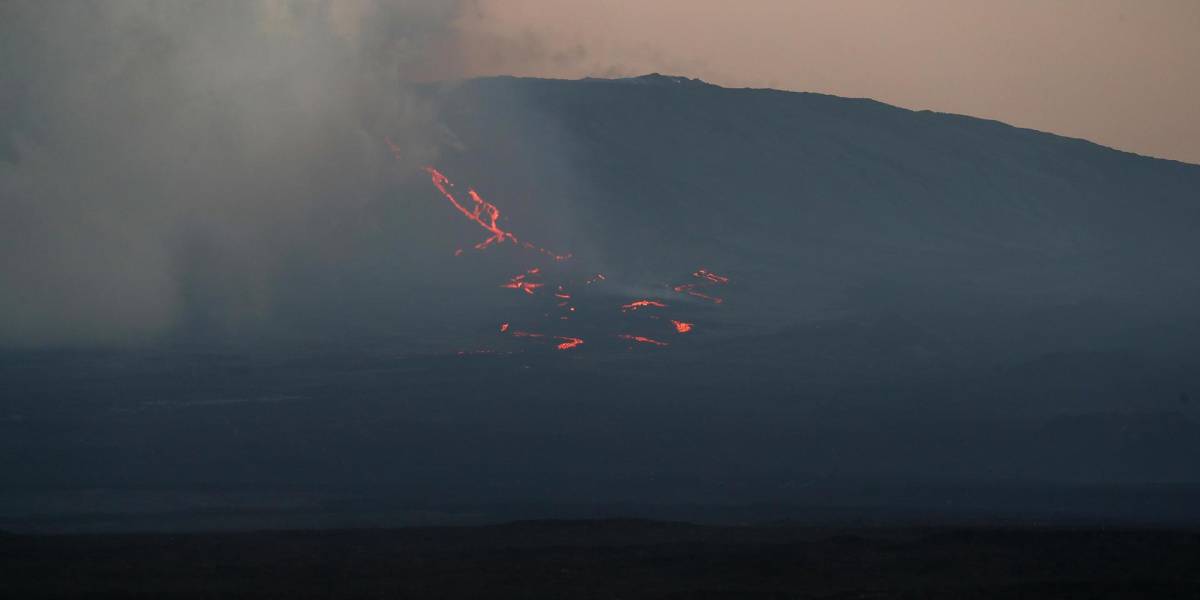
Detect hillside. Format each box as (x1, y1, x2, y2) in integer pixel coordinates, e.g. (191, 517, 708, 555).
(3, 75, 1200, 530)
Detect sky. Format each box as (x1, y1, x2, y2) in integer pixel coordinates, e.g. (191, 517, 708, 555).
(458, 0, 1200, 165)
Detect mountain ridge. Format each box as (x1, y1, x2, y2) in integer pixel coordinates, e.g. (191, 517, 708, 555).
(450, 73, 1200, 167)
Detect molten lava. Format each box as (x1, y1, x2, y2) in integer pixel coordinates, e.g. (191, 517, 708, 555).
(621, 299, 668, 312)
(694, 269, 729, 284)
(503, 281, 544, 295)
(422, 165, 513, 250)
(618, 334, 669, 347)
(502, 268, 545, 295)
(505, 328, 585, 351)
(399, 152, 734, 356)
(673, 268, 729, 304)
(673, 286, 724, 304)
(418, 163, 570, 261)
(671, 320, 694, 334)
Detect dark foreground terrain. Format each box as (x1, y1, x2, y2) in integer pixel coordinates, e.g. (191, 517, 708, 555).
(3, 520, 1199, 599)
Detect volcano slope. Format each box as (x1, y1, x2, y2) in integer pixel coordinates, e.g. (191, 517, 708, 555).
(4, 75, 1200, 529)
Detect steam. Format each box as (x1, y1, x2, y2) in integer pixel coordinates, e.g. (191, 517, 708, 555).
(0, 1, 470, 346)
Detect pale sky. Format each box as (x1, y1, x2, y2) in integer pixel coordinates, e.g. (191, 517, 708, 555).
(455, 0, 1200, 164)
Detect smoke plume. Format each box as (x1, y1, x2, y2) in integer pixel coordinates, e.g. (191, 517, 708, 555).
(0, 1, 495, 346)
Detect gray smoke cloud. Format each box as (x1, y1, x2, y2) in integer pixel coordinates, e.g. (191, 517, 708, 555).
(0, 1, 480, 346)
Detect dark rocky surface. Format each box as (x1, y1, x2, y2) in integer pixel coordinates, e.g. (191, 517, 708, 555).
(3, 520, 1199, 599)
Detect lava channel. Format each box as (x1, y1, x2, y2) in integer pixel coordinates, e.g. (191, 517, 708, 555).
(413, 159, 570, 261)
(671, 320, 694, 333)
(621, 300, 667, 312)
(502, 267, 545, 295)
(618, 334, 669, 347)
(673, 268, 729, 304)
(506, 329, 585, 351)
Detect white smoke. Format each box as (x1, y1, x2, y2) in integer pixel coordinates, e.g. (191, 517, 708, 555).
(0, 1, 470, 345)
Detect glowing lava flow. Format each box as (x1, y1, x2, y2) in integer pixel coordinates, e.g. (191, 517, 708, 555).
(420, 164, 510, 249)
(502, 267, 545, 295)
(503, 281, 543, 295)
(419, 163, 570, 261)
(621, 299, 667, 312)
(674, 287, 723, 304)
(671, 320, 694, 334)
(553, 285, 575, 319)
(397, 147, 734, 355)
(694, 269, 729, 284)
(506, 328, 584, 351)
(618, 334, 669, 347)
(409, 161, 588, 350)
(673, 268, 729, 304)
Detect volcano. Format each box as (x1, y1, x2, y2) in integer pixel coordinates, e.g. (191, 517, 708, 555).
(390, 75, 1200, 388)
(6, 75, 1200, 530)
